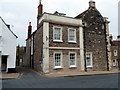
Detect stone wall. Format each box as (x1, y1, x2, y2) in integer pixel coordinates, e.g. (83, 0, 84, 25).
(48, 23, 82, 73)
(49, 23, 80, 47)
(49, 49, 81, 73)
(76, 8, 108, 71)
(25, 39, 30, 67)
(34, 25, 43, 72)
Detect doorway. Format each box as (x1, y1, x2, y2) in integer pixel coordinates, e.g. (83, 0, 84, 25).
(2, 56, 7, 71)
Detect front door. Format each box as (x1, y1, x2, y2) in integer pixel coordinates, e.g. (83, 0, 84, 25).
(2, 56, 7, 71)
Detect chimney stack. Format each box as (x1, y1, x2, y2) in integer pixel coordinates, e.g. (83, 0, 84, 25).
(28, 22, 32, 38)
(38, 0, 43, 16)
(89, 0, 96, 8)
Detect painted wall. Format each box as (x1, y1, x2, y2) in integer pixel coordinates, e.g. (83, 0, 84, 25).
(0, 18, 17, 71)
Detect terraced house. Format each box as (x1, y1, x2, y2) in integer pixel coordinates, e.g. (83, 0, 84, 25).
(25, 0, 112, 74)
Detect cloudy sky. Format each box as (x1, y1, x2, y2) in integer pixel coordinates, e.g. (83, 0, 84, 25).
(0, 0, 119, 46)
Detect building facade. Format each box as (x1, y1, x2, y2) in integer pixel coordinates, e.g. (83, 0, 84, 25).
(0, 17, 17, 73)
(75, 1, 111, 71)
(25, 0, 111, 74)
(111, 35, 120, 69)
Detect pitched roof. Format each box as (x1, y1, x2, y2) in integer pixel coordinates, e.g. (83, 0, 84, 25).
(0, 16, 18, 38)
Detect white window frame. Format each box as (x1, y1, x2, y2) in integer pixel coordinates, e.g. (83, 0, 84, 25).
(53, 26, 63, 42)
(114, 50, 117, 56)
(69, 52, 77, 67)
(86, 52, 93, 68)
(68, 28, 76, 43)
(54, 52, 62, 69)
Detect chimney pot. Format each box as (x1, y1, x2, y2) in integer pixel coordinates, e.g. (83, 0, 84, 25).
(28, 22, 32, 38)
(89, 0, 96, 8)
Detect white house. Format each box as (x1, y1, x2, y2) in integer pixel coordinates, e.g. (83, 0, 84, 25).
(0, 17, 17, 73)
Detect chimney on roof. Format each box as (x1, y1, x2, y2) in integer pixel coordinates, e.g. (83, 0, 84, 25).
(28, 22, 32, 38)
(37, 0, 43, 28)
(89, 0, 96, 8)
(38, 0, 43, 16)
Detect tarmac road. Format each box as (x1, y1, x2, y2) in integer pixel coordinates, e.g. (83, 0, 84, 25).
(2, 67, 119, 88)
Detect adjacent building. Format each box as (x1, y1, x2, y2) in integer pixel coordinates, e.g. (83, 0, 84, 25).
(0, 17, 17, 73)
(25, 0, 112, 74)
(111, 35, 120, 69)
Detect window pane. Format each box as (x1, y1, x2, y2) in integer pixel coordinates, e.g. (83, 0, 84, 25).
(54, 28, 61, 40)
(69, 29, 75, 41)
(70, 53, 75, 66)
(55, 53, 61, 67)
(86, 54, 92, 67)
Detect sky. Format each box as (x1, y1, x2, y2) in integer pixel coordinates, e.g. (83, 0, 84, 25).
(0, 0, 119, 46)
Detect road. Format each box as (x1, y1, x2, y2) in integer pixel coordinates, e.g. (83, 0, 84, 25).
(2, 67, 119, 88)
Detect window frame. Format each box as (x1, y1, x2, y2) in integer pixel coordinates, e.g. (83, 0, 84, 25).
(68, 28, 77, 43)
(69, 52, 77, 67)
(54, 52, 62, 69)
(86, 52, 93, 68)
(53, 26, 63, 42)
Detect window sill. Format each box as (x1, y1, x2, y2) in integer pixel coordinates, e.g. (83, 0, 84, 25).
(69, 65, 77, 68)
(53, 40, 63, 43)
(68, 41, 77, 43)
(54, 66, 63, 69)
(86, 66, 93, 68)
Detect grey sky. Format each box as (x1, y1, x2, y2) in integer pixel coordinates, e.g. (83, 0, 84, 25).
(0, 0, 119, 46)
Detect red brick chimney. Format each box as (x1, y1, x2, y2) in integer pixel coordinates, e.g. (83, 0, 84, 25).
(38, 0, 43, 16)
(28, 22, 32, 38)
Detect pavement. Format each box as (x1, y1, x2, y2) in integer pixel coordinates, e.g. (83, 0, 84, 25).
(0, 72, 20, 79)
(44, 69, 119, 77)
(0, 67, 119, 79)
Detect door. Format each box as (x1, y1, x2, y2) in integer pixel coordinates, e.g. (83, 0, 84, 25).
(2, 56, 7, 71)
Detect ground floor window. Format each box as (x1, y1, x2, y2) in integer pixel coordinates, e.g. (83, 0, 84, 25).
(113, 60, 117, 67)
(54, 53, 62, 68)
(69, 52, 76, 67)
(86, 53, 92, 67)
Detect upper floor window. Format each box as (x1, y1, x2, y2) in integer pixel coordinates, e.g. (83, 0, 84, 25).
(114, 50, 117, 56)
(68, 29, 76, 43)
(86, 53, 93, 67)
(53, 27, 62, 42)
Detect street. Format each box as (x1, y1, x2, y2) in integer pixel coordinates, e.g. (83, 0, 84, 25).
(2, 67, 119, 88)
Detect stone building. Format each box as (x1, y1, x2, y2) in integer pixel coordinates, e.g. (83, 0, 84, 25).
(25, 0, 111, 74)
(75, 0, 111, 71)
(110, 35, 120, 69)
